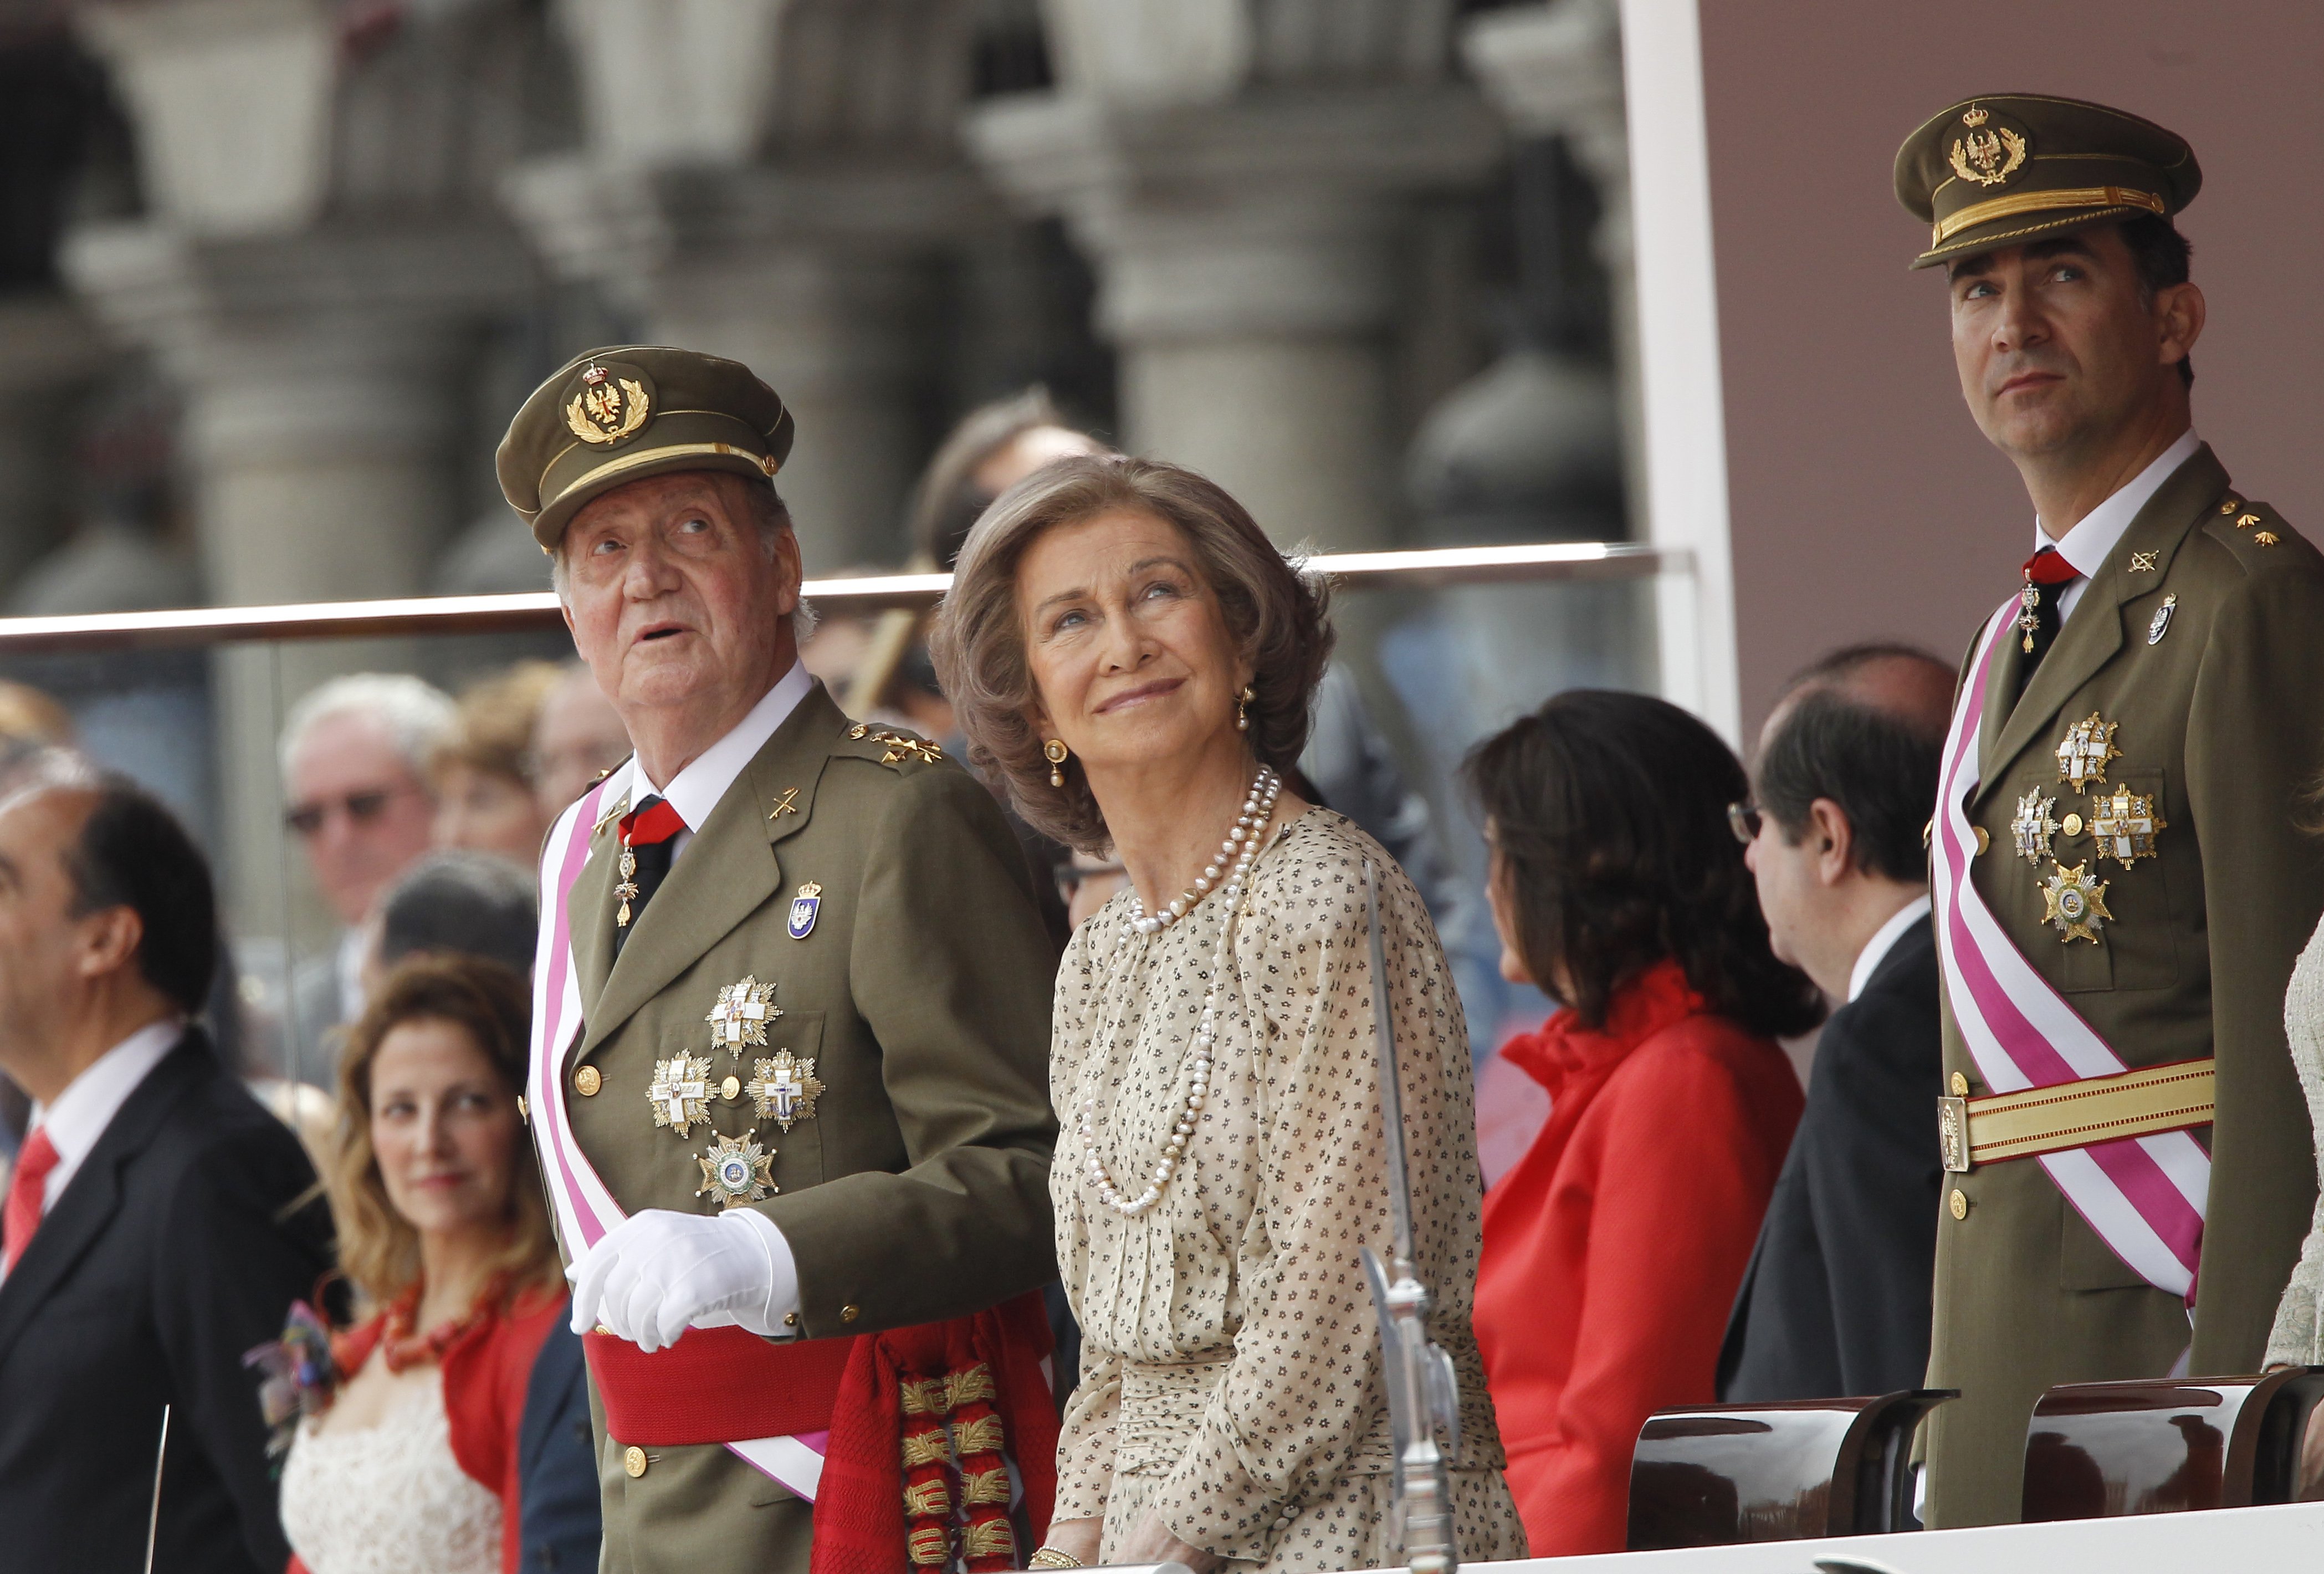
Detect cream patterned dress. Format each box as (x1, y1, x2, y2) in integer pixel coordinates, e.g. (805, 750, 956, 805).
(279, 1377, 501, 1574)
(2266, 913, 2324, 1366)
(1052, 808, 1524, 1571)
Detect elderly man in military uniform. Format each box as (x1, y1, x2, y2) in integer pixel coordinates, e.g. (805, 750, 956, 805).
(499, 347, 1062, 1574)
(1894, 96, 2324, 1526)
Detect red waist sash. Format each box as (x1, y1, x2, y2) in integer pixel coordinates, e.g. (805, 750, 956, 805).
(584, 1325, 853, 1446)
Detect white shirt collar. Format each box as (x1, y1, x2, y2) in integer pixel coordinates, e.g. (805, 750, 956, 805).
(631, 660, 813, 854)
(2035, 428, 2200, 578)
(1847, 894, 1932, 1004)
(21, 1018, 182, 1216)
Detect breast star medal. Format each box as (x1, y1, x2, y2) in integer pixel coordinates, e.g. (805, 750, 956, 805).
(787, 882, 822, 941)
(2041, 861, 2113, 944)
(696, 1130, 776, 1209)
(707, 976, 781, 1060)
(2090, 784, 2166, 865)
(647, 1052, 714, 1137)
(746, 1050, 825, 1131)
(2055, 713, 2122, 793)
(2009, 789, 2062, 865)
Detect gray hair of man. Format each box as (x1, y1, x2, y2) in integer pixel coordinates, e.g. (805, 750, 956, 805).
(546, 472, 817, 643)
(276, 673, 458, 788)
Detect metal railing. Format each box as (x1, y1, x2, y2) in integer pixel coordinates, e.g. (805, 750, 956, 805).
(0, 541, 1684, 653)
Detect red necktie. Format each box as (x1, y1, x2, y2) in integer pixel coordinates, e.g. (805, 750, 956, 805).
(3, 1127, 59, 1274)
(618, 796, 687, 847)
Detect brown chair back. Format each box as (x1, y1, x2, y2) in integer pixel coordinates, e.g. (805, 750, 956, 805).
(2022, 1368, 2324, 1520)
(1626, 1389, 1956, 1550)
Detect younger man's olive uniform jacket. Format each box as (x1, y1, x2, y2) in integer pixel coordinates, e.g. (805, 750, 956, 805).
(1924, 446, 2324, 1525)
(549, 682, 1060, 1573)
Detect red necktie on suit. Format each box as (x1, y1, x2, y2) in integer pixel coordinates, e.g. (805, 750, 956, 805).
(3, 1127, 59, 1274)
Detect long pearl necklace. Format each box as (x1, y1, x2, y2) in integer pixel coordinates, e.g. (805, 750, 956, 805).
(1079, 765, 1281, 1218)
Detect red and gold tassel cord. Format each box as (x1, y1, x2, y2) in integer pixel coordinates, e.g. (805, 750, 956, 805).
(946, 1361, 1016, 1573)
(899, 1373, 956, 1568)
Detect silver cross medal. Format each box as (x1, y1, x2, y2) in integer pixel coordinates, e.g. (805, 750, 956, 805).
(706, 976, 781, 1061)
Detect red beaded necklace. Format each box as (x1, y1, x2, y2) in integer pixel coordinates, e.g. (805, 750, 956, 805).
(371, 1275, 505, 1374)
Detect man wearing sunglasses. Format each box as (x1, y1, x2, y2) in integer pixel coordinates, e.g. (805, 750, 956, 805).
(277, 673, 455, 1085)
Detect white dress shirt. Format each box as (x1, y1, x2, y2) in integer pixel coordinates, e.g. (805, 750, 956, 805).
(1847, 894, 1933, 1004)
(0, 1018, 181, 1286)
(2037, 427, 2200, 623)
(637, 659, 813, 865)
(607, 660, 815, 1337)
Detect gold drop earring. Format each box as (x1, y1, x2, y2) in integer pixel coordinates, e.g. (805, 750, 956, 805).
(1043, 738, 1069, 787)
(1236, 686, 1254, 733)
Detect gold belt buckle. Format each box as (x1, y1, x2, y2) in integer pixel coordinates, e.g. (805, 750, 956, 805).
(1937, 1095, 1971, 1174)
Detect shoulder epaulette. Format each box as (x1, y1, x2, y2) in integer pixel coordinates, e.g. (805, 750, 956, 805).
(2202, 492, 2308, 566)
(836, 719, 946, 771)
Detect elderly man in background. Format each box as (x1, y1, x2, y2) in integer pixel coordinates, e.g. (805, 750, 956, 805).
(1720, 643, 1954, 1406)
(498, 346, 1059, 1574)
(276, 672, 454, 1084)
(530, 658, 634, 820)
(0, 754, 334, 1572)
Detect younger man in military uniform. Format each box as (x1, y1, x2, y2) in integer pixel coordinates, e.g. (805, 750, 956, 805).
(1896, 94, 2324, 1527)
(499, 348, 1062, 1574)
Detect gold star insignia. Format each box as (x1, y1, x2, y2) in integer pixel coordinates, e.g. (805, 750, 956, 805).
(707, 976, 781, 1058)
(746, 1050, 825, 1131)
(2255, 530, 2281, 546)
(2041, 861, 2112, 944)
(695, 1131, 776, 1209)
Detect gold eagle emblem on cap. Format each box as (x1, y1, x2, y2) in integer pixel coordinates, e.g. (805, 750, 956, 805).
(1948, 105, 2029, 189)
(565, 362, 651, 446)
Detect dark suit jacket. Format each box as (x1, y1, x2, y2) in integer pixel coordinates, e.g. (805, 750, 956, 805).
(518, 1318, 602, 1571)
(0, 1033, 334, 1572)
(1717, 915, 1943, 1402)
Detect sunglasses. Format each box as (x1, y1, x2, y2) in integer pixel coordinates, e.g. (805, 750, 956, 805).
(284, 785, 415, 838)
(1726, 800, 1763, 846)
(1055, 860, 1127, 898)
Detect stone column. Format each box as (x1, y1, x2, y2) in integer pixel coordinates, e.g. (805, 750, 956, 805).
(506, 0, 989, 568)
(65, 0, 535, 938)
(0, 297, 109, 592)
(966, 1, 1500, 549)
(1462, 0, 1642, 530)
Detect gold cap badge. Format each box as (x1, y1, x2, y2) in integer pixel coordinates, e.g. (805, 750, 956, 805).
(565, 362, 653, 446)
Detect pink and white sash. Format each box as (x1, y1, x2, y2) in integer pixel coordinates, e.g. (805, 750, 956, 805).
(526, 766, 831, 1496)
(1931, 599, 2209, 1299)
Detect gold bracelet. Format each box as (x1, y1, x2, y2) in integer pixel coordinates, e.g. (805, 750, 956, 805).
(1027, 1550, 1084, 1570)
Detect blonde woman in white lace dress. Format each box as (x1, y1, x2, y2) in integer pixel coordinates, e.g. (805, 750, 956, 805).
(934, 454, 1523, 1572)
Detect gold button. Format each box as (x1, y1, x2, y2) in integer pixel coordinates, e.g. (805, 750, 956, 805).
(1973, 826, 1990, 856)
(1949, 1189, 1970, 1220)
(2062, 812, 2084, 836)
(623, 1445, 648, 1479)
(1951, 1071, 1969, 1097)
(594, 1324, 613, 1336)
(840, 1304, 861, 1323)
(721, 1074, 741, 1102)
(783, 1311, 798, 1328)
(575, 1065, 602, 1097)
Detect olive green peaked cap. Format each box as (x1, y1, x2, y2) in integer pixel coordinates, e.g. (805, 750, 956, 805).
(498, 346, 796, 550)
(1894, 94, 2200, 269)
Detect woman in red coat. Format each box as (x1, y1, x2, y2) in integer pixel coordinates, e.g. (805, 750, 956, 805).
(1464, 691, 1825, 1556)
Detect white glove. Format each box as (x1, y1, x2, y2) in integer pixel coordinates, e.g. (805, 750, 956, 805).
(567, 1208, 798, 1353)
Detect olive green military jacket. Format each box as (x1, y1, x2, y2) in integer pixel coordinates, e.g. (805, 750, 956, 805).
(1923, 446, 2324, 1528)
(552, 682, 1060, 1574)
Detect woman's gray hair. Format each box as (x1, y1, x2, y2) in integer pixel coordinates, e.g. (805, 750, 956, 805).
(930, 453, 1333, 853)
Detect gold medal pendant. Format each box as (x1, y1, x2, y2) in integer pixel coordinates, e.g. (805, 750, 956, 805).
(2041, 861, 2113, 944)
(696, 1131, 776, 1209)
(615, 843, 640, 929)
(746, 1050, 825, 1131)
(2090, 784, 2166, 866)
(707, 976, 782, 1059)
(647, 1052, 714, 1137)
(2054, 713, 2122, 793)
(2009, 789, 2061, 864)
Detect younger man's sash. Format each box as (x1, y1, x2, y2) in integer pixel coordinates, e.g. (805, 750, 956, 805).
(1931, 599, 2209, 1298)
